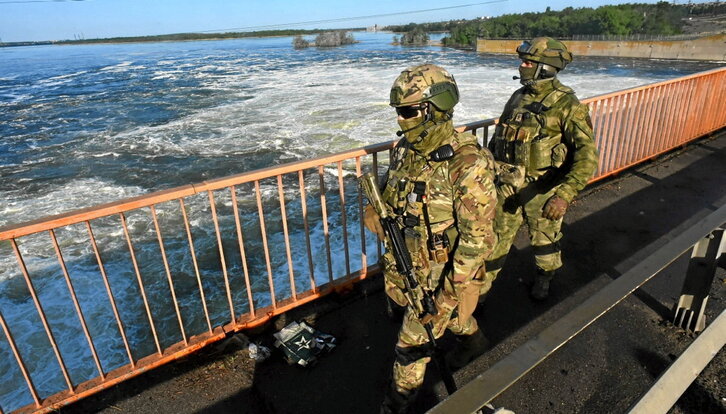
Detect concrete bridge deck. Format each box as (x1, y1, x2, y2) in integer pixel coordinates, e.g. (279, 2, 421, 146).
(59, 130, 726, 414)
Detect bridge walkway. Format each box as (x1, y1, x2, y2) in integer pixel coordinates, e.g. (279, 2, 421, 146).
(59, 131, 726, 414)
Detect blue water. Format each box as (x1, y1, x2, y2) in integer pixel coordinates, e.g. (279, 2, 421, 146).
(0, 31, 722, 411)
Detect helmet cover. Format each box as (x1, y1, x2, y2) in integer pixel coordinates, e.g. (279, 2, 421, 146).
(390, 64, 459, 112)
(516, 37, 573, 70)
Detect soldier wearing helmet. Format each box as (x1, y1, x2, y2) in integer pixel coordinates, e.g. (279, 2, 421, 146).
(365, 64, 496, 413)
(482, 37, 598, 301)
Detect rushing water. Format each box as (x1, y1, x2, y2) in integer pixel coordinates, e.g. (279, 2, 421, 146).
(0, 31, 721, 410)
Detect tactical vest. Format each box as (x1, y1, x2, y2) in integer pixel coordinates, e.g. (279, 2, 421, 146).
(381, 133, 478, 291)
(493, 86, 572, 178)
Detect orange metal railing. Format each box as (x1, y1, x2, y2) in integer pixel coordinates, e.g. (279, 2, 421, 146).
(0, 67, 724, 413)
(582, 67, 726, 180)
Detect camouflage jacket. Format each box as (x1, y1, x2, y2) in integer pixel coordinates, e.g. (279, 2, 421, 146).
(381, 121, 497, 296)
(490, 77, 598, 203)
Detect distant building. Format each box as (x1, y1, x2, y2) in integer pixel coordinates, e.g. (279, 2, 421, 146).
(366, 25, 379, 32)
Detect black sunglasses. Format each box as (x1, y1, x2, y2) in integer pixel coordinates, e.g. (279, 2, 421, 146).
(395, 104, 425, 119)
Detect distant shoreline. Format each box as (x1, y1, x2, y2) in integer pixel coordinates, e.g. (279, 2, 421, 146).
(0, 28, 372, 47)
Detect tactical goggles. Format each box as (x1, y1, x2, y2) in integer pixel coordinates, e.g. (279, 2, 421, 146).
(516, 41, 534, 55)
(395, 104, 425, 119)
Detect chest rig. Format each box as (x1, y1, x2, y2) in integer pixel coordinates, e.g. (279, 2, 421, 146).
(493, 86, 572, 177)
(381, 136, 472, 289)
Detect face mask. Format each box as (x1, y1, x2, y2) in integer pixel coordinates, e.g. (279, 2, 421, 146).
(518, 65, 538, 84)
(397, 114, 427, 143)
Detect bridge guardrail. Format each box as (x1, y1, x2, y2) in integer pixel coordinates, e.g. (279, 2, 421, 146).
(428, 203, 726, 414)
(0, 67, 724, 413)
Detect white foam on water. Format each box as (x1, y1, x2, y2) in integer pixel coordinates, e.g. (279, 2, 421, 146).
(0, 178, 145, 230)
(121, 57, 661, 165)
(0, 92, 32, 103)
(99, 61, 137, 72)
(43, 70, 89, 82)
(150, 72, 180, 81)
(73, 56, 674, 222)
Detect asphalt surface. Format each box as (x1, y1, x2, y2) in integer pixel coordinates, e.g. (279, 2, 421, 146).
(62, 130, 726, 414)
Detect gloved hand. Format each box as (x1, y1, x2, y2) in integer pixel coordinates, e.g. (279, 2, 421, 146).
(363, 204, 385, 240)
(496, 183, 516, 200)
(543, 195, 568, 220)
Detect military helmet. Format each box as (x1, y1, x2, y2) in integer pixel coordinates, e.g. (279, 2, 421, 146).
(390, 64, 459, 112)
(516, 37, 573, 70)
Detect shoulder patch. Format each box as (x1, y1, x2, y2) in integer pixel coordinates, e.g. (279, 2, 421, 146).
(571, 104, 593, 129)
(573, 104, 588, 120)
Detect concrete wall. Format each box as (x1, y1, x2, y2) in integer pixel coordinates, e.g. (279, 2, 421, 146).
(476, 34, 726, 61)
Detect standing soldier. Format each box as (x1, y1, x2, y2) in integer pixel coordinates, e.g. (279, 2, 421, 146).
(364, 64, 497, 413)
(483, 37, 598, 301)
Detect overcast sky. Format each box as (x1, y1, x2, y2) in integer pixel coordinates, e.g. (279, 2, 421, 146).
(0, 0, 668, 43)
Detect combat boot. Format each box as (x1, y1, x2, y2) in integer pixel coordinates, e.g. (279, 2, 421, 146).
(380, 384, 417, 414)
(530, 269, 556, 300)
(446, 329, 490, 369)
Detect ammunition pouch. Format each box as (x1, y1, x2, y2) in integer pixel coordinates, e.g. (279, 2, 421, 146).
(427, 232, 450, 264)
(529, 135, 567, 170)
(494, 131, 567, 172)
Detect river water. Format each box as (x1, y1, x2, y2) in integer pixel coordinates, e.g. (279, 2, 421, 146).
(0, 32, 721, 410)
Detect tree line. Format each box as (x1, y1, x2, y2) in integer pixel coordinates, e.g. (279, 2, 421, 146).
(55, 28, 363, 45)
(384, 1, 726, 48)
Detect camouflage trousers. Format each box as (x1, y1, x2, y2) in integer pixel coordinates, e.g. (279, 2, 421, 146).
(481, 181, 563, 296)
(391, 276, 480, 393)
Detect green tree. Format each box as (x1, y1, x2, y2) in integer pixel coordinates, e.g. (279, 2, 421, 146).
(392, 1, 693, 47)
(314, 31, 355, 47)
(399, 28, 429, 45)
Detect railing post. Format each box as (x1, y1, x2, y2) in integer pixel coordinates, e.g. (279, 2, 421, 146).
(49, 229, 106, 380)
(297, 170, 317, 292)
(86, 221, 136, 367)
(253, 182, 277, 309)
(673, 226, 726, 333)
(337, 161, 351, 278)
(120, 212, 162, 355)
(629, 309, 726, 414)
(0, 309, 41, 408)
(10, 238, 75, 393)
(277, 175, 297, 300)
(230, 188, 256, 319)
(179, 199, 213, 332)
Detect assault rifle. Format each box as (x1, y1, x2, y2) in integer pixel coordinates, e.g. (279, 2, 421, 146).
(359, 173, 457, 395)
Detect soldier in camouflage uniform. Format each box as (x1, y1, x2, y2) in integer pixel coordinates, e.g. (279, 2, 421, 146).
(483, 37, 598, 301)
(364, 64, 497, 413)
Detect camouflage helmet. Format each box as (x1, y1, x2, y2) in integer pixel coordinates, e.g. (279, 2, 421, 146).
(516, 37, 573, 70)
(390, 64, 459, 112)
